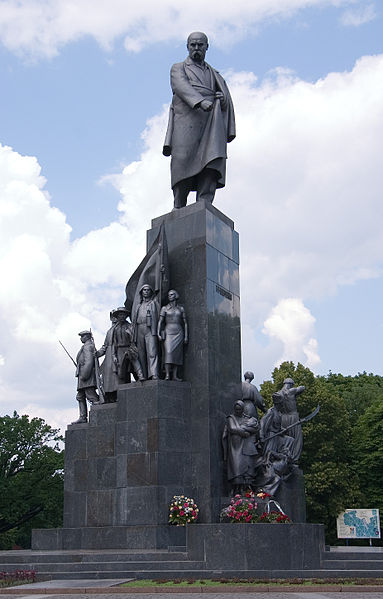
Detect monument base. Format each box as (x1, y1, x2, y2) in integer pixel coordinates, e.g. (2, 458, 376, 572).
(32, 522, 323, 568)
(275, 467, 306, 523)
(32, 524, 185, 551)
(30, 522, 325, 577)
(187, 523, 325, 571)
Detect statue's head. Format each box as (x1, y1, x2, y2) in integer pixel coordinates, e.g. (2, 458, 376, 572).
(187, 32, 208, 63)
(78, 330, 92, 343)
(272, 391, 283, 408)
(283, 377, 295, 388)
(114, 307, 129, 322)
(140, 284, 154, 299)
(168, 289, 179, 302)
(234, 399, 245, 416)
(244, 371, 254, 382)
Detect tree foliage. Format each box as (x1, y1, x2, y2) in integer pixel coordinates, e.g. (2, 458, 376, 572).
(352, 398, 383, 508)
(323, 371, 383, 425)
(0, 412, 64, 549)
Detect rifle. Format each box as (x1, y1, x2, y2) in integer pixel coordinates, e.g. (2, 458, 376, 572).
(90, 329, 106, 404)
(261, 405, 320, 444)
(58, 340, 77, 368)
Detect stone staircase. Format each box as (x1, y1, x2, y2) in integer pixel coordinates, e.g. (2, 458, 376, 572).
(1, 545, 383, 580)
(0, 547, 206, 580)
(319, 546, 383, 578)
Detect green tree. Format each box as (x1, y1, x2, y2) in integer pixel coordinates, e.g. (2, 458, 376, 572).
(0, 412, 64, 549)
(322, 371, 383, 425)
(260, 362, 362, 543)
(353, 397, 383, 509)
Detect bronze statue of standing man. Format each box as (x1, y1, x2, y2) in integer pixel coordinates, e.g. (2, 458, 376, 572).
(73, 330, 100, 423)
(163, 32, 236, 208)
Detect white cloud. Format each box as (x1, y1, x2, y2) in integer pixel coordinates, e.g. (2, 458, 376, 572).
(340, 3, 376, 26)
(0, 143, 138, 430)
(262, 298, 320, 369)
(0, 0, 356, 58)
(100, 109, 173, 233)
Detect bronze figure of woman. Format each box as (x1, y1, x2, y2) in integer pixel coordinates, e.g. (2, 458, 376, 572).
(157, 289, 188, 381)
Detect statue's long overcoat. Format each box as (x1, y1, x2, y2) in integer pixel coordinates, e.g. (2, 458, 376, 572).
(97, 323, 136, 392)
(223, 414, 259, 483)
(76, 339, 97, 389)
(163, 57, 236, 189)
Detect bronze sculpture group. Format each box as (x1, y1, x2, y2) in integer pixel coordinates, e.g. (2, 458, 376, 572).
(223, 375, 310, 498)
(72, 288, 188, 422)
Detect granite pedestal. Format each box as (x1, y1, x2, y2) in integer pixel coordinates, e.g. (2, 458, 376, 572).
(149, 201, 242, 518)
(33, 203, 242, 550)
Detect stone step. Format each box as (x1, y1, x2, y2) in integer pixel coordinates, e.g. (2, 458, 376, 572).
(323, 551, 383, 561)
(1, 560, 206, 574)
(19, 568, 383, 581)
(0, 550, 188, 564)
(322, 559, 383, 570)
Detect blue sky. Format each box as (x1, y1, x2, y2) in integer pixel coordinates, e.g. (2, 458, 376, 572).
(0, 0, 382, 430)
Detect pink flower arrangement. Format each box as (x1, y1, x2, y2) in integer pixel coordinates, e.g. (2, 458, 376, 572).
(259, 510, 291, 523)
(220, 491, 292, 524)
(169, 495, 199, 526)
(220, 491, 258, 523)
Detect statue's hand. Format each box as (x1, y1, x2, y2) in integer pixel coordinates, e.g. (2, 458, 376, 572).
(200, 99, 213, 111)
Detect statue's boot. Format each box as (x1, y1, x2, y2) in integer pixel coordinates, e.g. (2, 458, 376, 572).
(173, 366, 182, 382)
(196, 168, 218, 203)
(132, 358, 146, 381)
(72, 398, 88, 424)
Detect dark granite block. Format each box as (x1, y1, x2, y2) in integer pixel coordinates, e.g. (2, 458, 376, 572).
(116, 454, 128, 487)
(117, 381, 191, 421)
(88, 403, 117, 427)
(126, 452, 157, 486)
(147, 418, 159, 452)
(31, 527, 63, 550)
(61, 527, 82, 550)
(116, 383, 156, 421)
(156, 417, 191, 452)
(115, 419, 147, 454)
(275, 467, 306, 523)
(157, 451, 187, 485)
(88, 457, 117, 490)
(73, 459, 88, 491)
(81, 526, 127, 550)
(186, 524, 325, 570)
(125, 525, 157, 549)
(87, 490, 114, 526)
(64, 427, 87, 461)
(206, 208, 235, 260)
(87, 422, 115, 457)
(114, 487, 160, 525)
(63, 491, 86, 528)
